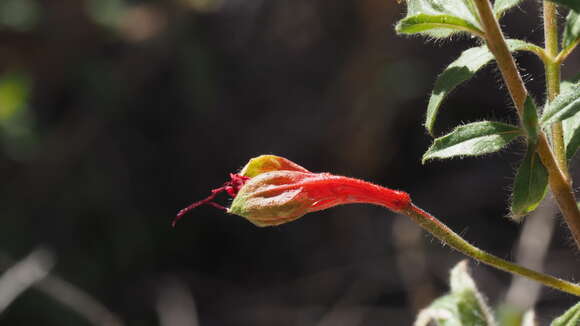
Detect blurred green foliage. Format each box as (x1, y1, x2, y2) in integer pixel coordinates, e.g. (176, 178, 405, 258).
(87, 0, 125, 28)
(0, 0, 39, 30)
(0, 72, 36, 160)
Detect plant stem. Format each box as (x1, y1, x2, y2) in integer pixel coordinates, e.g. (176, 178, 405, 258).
(543, 1, 567, 176)
(543, 1, 559, 66)
(473, 0, 580, 250)
(402, 204, 580, 296)
(475, 0, 527, 110)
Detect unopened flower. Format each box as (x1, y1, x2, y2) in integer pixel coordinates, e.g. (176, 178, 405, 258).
(174, 155, 411, 227)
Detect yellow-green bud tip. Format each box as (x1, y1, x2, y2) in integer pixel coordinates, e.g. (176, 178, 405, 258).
(239, 155, 310, 178)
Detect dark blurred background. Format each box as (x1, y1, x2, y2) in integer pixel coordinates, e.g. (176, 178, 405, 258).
(0, 0, 578, 325)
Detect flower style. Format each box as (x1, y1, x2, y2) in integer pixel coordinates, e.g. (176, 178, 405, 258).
(174, 155, 411, 227)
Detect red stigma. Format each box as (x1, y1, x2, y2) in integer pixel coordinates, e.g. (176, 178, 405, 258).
(173, 174, 250, 227)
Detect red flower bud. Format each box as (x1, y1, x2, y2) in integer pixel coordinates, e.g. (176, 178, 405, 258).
(174, 155, 411, 227)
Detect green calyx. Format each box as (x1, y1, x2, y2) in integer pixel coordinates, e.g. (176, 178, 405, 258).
(228, 171, 314, 227)
(239, 154, 310, 178)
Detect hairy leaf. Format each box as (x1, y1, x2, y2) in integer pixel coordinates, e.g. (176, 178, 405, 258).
(564, 113, 580, 160)
(396, 14, 483, 37)
(522, 96, 539, 145)
(562, 10, 580, 49)
(423, 121, 522, 162)
(493, 0, 524, 18)
(425, 46, 493, 134)
(547, 0, 580, 12)
(396, 0, 483, 38)
(511, 145, 548, 219)
(415, 261, 494, 326)
(562, 74, 580, 93)
(562, 76, 580, 159)
(425, 40, 542, 135)
(550, 302, 580, 326)
(541, 84, 580, 126)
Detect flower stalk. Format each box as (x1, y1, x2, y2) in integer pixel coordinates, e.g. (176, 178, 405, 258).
(403, 204, 580, 296)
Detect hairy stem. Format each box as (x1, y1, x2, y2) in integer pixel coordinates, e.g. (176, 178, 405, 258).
(402, 204, 580, 296)
(474, 0, 580, 250)
(475, 0, 527, 110)
(544, 1, 567, 176)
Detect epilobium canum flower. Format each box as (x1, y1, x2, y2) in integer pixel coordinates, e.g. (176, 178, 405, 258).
(172, 155, 580, 296)
(174, 155, 411, 227)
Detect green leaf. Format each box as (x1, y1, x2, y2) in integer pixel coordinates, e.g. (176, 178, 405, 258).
(396, 0, 483, 38)
(415, 261, 494, 326)
(562, 10, 580, 49)
(511, 145, 548, 219)
(562, 76, 580, 159)
(547, 0, 580, 12)
(522, 96, 539, 145)
(425, 46, 493, 134)
(496, 306, 536, 326)
(396, 14, 483, 37)
(521, 310, 536, 326)
(540, 84, 580, 126)
(550, 302, 580, 326)
(496, 305, 524, 326)
(563, 109, 580, 160)
(425, 40, 543, 135)
(562, 74, 580, 93)
(493, 0, 524, 18)
(423, 121, 522, 162)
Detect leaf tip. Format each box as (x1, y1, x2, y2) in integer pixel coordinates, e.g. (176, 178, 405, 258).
(507, 211, 525, 223)
(425, 123, 435, 137)
(421, 152, 432, 164)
